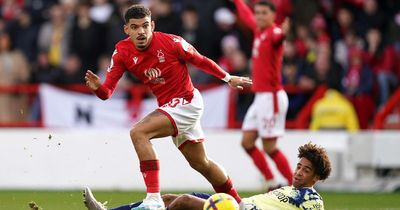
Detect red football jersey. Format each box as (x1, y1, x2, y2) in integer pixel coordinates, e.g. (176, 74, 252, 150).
(234, 0, 285, 92)
(94, 32, 227, 106)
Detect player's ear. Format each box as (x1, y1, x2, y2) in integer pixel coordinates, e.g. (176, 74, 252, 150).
(151, 20, 155, 32)
(313, 175, 320, 183)
(123, 24, 129, 35)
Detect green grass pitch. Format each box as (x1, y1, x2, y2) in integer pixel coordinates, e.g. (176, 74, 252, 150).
(0, 190, 399, 210)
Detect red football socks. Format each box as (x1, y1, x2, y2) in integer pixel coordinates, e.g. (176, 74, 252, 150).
(213, 177, 241, 203)
(246, 147, 274, 180)
(140, 160, 160, 193)
(269, 149, 293, 185)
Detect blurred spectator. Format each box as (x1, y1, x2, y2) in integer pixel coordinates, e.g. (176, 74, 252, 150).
(29, 51, 63, 121)
(212, 7, 237, 61)
(23, 0, 57, 25)
(293, 24, 311, 58)
(355, 0, 386, 37)
(0, 31, 30, 122)
(310, 88, 359, 132)
(102, 1, 129, 55)
(300, 43, 343, 92)
(30, 51, 62, 84)
(0, 0, 24, 22)
(283, 39, 304, 66)
(230, 49, 252, 121)
(334, 29, 363, 69)
(37, 4, 70, 67)
(331, 6, 354, 42)
(0, 17, 5, 32)
(150, 0, 181, 35)
(60, 0, 78, 23)
(58, 53, 84, 84)
(292, 0, 319, 25)
(310, 13, 330, 44)
(6, 9, 39, 63)
(89, 0, 114, 24)
(178, 4, 212, 57)
(342, 47, 375, 129)
(387, 11, 400, 45)
(218, 35, 240, 72)
(282, 40, 307, 119)
(213, 7, 249, 61)
(282, 59, 307, 120)
(70, 1, 103, 71)
(179, 5, 198, 45)
(364, 28, 398, 107)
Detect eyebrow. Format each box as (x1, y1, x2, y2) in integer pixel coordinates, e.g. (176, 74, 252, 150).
(131, 21, 150, 27)
(298, 163, 313, 171)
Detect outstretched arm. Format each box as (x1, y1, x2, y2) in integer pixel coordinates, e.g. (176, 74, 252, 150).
(85, 50, 125, 100)
(233, 0, 257, 31)
(175, 38, 252, 90)
(272, 17, 290, 46)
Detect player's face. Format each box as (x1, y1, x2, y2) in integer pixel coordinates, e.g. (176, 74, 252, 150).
(292, 158, 319, 188)
(254, 5, 275, 30)
(124, 16, 155, 50)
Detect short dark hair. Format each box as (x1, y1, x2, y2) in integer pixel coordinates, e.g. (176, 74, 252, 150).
(298, 142, 332, 181)
(124, 4, 152, 23)
(255, 0, 276, 12)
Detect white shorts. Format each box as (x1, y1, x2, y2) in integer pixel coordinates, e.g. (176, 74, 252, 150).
(242, 90, 288, 138)
(157, 89, 205, 149)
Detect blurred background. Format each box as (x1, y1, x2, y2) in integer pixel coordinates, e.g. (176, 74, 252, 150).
(0, 0, 400, 209)
(0, 0, 399, 129)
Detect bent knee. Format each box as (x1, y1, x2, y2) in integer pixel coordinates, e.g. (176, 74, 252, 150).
(130, 127, 147, 143)
(188, 158, 209, 172)
(162, 194, 179, 206)
(241, 139, 256, 150)
(173, 194, 194, 207)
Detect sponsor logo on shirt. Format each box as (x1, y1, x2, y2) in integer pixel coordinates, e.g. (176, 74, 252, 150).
(133, 56, 138, 64)
(272, 189, 289, 203)
(144, 68, 165, 84)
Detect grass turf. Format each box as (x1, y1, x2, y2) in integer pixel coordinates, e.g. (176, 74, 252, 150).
(0, 190, 399, 210)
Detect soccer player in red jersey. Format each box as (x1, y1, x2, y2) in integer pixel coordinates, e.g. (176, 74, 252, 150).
(84, 4, 251, 210)
(232, 0, 293, 189)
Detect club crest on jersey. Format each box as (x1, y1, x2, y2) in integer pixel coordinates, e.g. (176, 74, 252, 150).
(144, 68, 165, 84)
(157, 50, 165, 63)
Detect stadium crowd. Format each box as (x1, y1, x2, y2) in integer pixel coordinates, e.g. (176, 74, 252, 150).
(0, 0, 399, 129)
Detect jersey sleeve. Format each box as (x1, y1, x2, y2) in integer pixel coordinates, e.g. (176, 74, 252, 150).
(233, 0, 257, 32)
(94, 49, 125, 100)
(299, 189, 325, 210)
(172, 36, 228, 80)
(271, 27, 285, 46)
(300, 197, 325, 210)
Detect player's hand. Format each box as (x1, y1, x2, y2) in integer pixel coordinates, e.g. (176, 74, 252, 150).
(281, 17, 291, 36)
(228, 76, 252, 90)
(85, 70, 101, 91)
